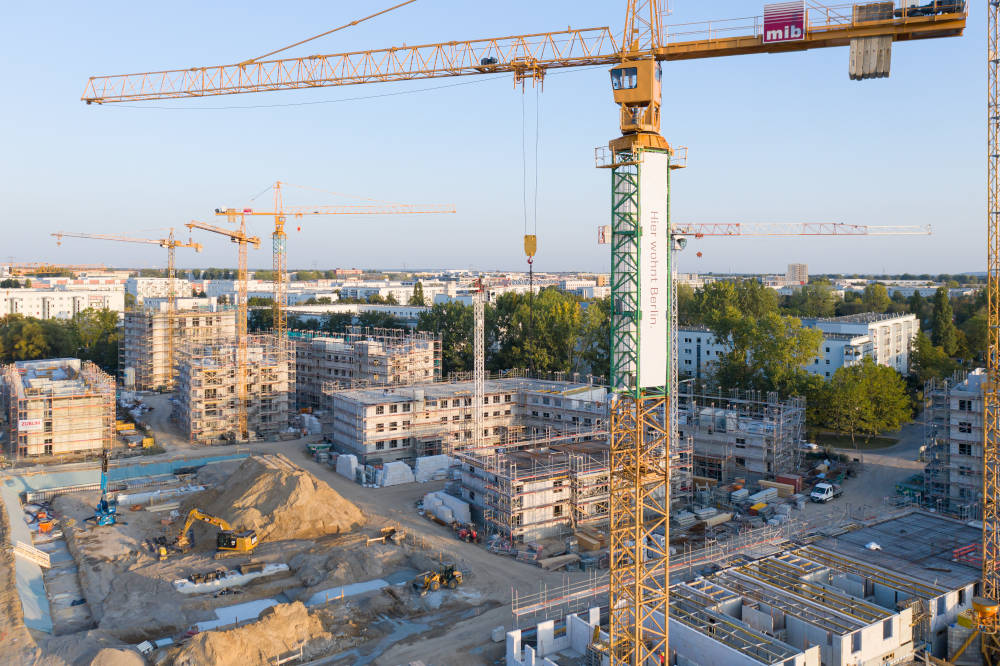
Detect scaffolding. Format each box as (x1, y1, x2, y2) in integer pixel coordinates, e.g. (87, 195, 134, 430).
(120, 306, 237, 391)
(678, 383, 804, 484)
(174, 334, 293, 444)
(294, 327, 440, 409)
(1, 358, 115, 459)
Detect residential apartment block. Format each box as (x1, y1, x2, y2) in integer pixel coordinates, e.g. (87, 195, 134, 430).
(327, 378, 607, 465)
(678, 312, 918, 381)
(294, 329, 440, 409)
(923, 369, 984, 518)
(677, 386, 805, 484)
(0, 288, 125, 319)
(173, 336, 293, 444)
(121, 306, 237, 391)
(1, 358, 115, 458)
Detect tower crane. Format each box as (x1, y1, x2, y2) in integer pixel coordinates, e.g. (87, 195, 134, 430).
(4, 262, 107, 277)
(185, 217, 261, 441)
(982, 0, 1000, 662)
(81, 2, 967, 663)
(219, 180, 454, 340)
(51, 230, 203, 390)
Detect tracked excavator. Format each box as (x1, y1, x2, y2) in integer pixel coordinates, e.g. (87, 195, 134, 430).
(175, 509, 258, 558)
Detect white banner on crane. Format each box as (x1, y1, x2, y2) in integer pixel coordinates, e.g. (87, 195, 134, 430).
(638, 150, 669, 389)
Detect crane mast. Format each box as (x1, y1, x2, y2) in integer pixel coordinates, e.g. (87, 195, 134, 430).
(186, 216, 261, 441)
(51, 229, 202, 391)
(984, 0, 1000, 659)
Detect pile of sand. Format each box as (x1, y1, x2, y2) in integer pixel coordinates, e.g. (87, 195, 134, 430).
(189, 456, 365, 542)
(171, 602, 331, 666)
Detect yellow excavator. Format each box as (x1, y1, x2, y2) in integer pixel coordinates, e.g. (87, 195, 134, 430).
(175, 509, 258, 558)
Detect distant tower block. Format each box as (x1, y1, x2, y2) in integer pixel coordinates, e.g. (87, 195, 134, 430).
(786, 263, 808, 285)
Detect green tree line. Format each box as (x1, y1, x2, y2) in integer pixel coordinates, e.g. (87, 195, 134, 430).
(0, 311, 120, 374)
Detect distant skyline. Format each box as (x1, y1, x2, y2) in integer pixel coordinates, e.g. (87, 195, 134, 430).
(2, 1, 982, 274)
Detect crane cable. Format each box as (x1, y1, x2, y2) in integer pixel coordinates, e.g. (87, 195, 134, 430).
(521, 85, 541, 373)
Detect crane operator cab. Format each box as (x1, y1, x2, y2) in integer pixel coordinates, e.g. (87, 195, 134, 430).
(608, 59, 669, 154)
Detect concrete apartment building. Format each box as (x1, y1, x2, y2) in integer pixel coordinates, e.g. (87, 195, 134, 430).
(173, 336, 293, 444)
(1, 358, 115, 458)
(677, 386, 805, 484)
(125, 277, 193, 304)
(923, 369, 984, 518)
(327, 378, 608, 465)
(785, 262, 808, 284)
(679, 311, 918, 382)
(284, 304, 429, 329)
(508, 511, 979, 666)
(121, 305, 237, 391)
(456, 441, 609, 544)
(294, 329, 440, 409)
(0, 288, 125, 319)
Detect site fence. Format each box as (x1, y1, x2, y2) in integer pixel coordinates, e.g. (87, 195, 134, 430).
(510, 521, 797, 627)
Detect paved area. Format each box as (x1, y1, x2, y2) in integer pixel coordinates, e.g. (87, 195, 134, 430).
(798, 419, 925, 528)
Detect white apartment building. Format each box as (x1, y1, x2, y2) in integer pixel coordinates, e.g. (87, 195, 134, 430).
(678, 312, 918, 381)
(802, 313, 918, 375)
(126, 277, 193, 303)
(285, 304, 429, 329)
(328, 378, 607, 464)
(0, 288, 125, 319)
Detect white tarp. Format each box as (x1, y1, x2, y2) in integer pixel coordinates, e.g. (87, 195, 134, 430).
(380, 461, 415, 487)
(638, 149, 669, 388)
(423, 490, 471, 525)
(336, 454, 358, 480)
(414, 455, 453, 483)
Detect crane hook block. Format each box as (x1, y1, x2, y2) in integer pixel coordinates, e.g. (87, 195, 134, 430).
(523, 234, 537, 259)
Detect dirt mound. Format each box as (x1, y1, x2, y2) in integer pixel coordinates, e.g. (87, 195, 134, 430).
(189, 456, 364, 542)
(171, 602, 332, 666)
(97, 572, 189, 643)
(88, 647, 146, 666)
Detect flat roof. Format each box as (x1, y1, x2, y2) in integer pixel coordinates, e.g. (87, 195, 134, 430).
(332, 378, 606, 405)
(810, 510, 980, 592)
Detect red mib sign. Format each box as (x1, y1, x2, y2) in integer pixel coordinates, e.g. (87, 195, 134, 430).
(763, 1, 806, 44)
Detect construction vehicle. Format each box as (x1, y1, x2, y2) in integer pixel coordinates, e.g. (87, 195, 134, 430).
(412, 564, 463, 596)
(175, 509, 258, 557)
(455, 523, 481, 544)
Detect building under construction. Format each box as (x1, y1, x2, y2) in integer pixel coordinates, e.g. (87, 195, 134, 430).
(173, 335, 293, 444)
(120, 305, 236, 391)
(922, 369, 984, 519)
(678, 385, 805, 485)
(326, 376, 607, 465)
(1, 358, 114, 458)
(456, 440, 610, 544)
(293, 328, 440, 409)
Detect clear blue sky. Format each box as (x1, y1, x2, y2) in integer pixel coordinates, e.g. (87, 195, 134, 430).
(0, 1, 981, 275)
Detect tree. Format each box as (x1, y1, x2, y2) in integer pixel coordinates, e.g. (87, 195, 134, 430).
(783, 283, 836, 318)
(72, 308, 120, 373)
(357, 311, 407, 330)
(0, 315, 50, 362)
(578, 296, 610, 378)
(960, 313, 987, 363)
(931, 287, 958, 355)
(322, 313, 354, 334)
(677, 283, 698, 325)
(417, 302, 473, 376)
(491, 289, 581, 373)
(698, 280, 822, 395)
(822, 358, 911, 450)
(409, 282, 426, 306)
(910, 331, 958, 384)
(861, 283, 890, 313)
